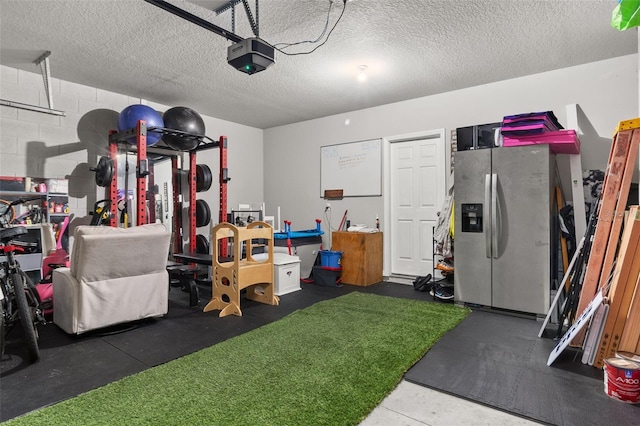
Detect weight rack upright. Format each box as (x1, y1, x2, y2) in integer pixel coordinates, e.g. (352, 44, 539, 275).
(108, 121, 229, 255)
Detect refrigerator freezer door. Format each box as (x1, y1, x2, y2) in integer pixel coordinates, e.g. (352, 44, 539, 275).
(454, 149, 492, 307)
(491, 145, 552, 314)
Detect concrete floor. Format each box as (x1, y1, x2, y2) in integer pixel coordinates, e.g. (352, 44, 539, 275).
(360, 380, 540, 426)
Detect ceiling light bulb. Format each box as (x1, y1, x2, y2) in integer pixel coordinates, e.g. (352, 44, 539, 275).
(358, 65, 368, 82)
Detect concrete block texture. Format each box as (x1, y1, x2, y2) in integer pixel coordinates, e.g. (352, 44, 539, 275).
(17, 108, 61, 126)
(1, 105, 18, 119)
(17, 68, 47, 90)
(1, 117, 39, 140)
(0, 65, 18, 85)
(59, 80, 97, 101)
(1, 82, 40, 106)
(97, 89, 130, 112)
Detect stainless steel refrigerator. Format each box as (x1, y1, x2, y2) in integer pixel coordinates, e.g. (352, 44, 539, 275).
(454, 144, 555, 315)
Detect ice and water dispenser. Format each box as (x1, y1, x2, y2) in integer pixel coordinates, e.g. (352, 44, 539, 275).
(461, 203, 483, 233)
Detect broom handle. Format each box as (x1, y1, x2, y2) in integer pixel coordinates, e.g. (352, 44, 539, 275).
(338, 210, 348, 231)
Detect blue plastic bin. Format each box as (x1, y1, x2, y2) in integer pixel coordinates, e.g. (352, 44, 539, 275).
(319, 250, 343, 270)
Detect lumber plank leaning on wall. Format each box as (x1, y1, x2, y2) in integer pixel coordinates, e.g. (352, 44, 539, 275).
(593, 207, 640, 368)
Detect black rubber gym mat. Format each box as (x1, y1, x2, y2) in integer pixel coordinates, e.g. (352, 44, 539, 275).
(4, 280, 422, 421)
(404, 309, 639, 425)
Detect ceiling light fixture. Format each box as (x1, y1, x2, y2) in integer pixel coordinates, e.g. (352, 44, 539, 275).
(357, 65, 368, 82)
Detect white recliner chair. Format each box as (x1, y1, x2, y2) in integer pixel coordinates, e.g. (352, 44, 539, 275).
(52, 223, 171, 334)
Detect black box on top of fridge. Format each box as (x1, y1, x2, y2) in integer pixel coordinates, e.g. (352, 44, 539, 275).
(456, 122, 502, 151)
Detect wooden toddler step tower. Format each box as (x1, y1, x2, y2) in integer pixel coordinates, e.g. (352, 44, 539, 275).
(204, 221, 279, 317)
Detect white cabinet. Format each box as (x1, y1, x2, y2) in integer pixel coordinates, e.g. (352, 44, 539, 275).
(273, 253, 301, 296)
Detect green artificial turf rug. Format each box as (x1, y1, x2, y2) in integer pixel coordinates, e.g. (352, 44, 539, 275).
(5, 292, 469, 426)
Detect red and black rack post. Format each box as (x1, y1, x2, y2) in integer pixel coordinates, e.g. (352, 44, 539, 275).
(108, 131, 119, 228)
(135, 120, 148, 226)
(188, 150, 198, 254)
(171, 156, 182, 253)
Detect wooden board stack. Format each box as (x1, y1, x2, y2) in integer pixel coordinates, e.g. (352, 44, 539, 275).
(571, 123, 640, 348)
(592, 207, 640, 368)
(619, 273, 640, 354)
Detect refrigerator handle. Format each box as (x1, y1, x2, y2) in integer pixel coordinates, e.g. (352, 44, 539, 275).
(491, 173, 499, 259)
(485, 174, 491, 258)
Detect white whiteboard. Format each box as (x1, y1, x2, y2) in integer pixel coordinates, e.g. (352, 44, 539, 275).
(320, 139, 382, 197)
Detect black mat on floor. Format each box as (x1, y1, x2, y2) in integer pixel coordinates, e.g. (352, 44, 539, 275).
(404, 309, 640, 425)
(0, 281, 428, 421)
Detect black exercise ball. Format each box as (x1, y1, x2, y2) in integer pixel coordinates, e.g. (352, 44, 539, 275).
(162, 106, 206, 151)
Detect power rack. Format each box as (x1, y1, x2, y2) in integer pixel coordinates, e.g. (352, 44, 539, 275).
(108, 120, 230, 257)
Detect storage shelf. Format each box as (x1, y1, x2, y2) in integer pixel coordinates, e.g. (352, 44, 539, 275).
(0, 191, 69, 222)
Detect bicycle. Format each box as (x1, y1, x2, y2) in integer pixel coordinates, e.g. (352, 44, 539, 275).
(0, 196, 46, 363)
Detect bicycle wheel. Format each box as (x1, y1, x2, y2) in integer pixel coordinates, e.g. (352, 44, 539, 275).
(11, 272, 40, 362)
(0, 199, 16, 225)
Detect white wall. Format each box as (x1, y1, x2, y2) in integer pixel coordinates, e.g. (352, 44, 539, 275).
(2, 54, 638, 250)
(0, 65, 263, 234)
(263, 54, 639, 247)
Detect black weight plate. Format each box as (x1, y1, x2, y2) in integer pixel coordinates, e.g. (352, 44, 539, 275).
(196, 164, 212, 192)
(94, 156, 114, 187)
(203, 165, 212, 191)
(195, 234, 210, 254)
(195, 199, 211, 227)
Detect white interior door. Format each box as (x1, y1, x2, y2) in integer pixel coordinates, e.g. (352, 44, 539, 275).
(389, 134, 445, 276)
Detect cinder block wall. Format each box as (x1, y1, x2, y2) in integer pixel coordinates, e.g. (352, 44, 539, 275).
(1, 65, 141, 219)
(1, 64, 265, 247)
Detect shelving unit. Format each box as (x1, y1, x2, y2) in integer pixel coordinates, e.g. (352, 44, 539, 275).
(0, 189, 68, 233)
(429, 226, 454, 301)
(0, 190, 60, 282)
(0, 190, 48, 222)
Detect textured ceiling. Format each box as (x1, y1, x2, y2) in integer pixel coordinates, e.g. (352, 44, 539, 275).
(0, 0, 637, 129)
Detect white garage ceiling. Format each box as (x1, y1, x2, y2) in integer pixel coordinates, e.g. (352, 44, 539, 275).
(0, 0, 637, 129)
